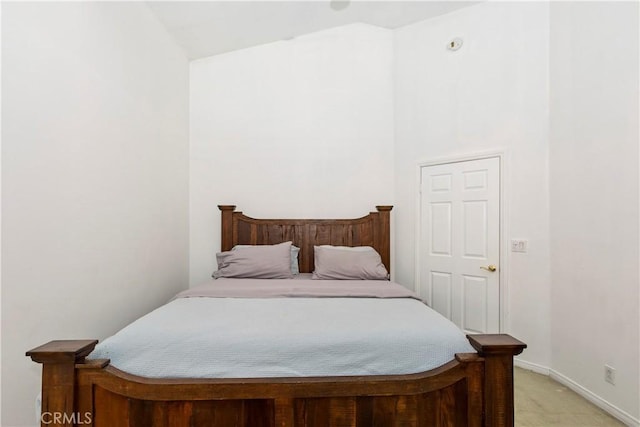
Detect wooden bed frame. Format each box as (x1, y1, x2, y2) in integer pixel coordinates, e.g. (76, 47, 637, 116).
(28, 205, 526, 427)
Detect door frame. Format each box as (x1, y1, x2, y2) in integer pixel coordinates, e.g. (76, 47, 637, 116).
(415, 149, 509, 333)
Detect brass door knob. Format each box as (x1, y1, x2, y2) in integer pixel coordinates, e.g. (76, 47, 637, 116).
(480, 265, 497, 272)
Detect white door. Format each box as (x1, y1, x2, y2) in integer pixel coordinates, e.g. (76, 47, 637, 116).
(419, 157, 500, 334)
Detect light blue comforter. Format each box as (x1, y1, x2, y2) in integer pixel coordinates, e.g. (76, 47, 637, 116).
(89, 279, 475, 378)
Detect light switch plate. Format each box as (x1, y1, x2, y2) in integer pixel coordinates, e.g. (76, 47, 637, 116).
(511, 239, 528, 253)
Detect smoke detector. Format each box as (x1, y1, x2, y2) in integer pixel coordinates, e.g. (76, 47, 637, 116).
(447, 37, 464, 51)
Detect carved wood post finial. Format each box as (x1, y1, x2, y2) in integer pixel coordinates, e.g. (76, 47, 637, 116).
(27, 340, 98, 427)
(373, 205, 392, 272)
(467, 334, 527, 427)
(217, 205, 237, 212)
(218, 205, 237, 251)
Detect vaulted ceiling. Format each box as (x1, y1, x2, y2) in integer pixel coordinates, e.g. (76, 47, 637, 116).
(147, 1, 479, 59)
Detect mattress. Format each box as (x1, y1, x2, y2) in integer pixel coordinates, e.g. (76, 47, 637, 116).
(88, 277, 475, 378)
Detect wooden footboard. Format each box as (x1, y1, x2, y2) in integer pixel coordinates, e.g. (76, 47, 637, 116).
(27, 335, 525, 427)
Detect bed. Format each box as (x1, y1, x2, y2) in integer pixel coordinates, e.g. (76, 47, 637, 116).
(27, 205, 526, 427)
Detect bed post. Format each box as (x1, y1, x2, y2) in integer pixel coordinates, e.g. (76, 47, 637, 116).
(26, 340, 98, 427)
(467, 334, 526, 427)
(375, 205, 393, 273)
(218, 205, 237, 251)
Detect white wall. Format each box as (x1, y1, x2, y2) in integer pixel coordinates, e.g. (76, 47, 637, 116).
(1, 3, 189, 426)
(549, 2, 639, 422)
(394, 2, 551, 368)
(3, 2, 637, 426)
(189, 23, 395, 285)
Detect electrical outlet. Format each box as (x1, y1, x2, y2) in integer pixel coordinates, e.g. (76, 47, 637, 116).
(510, 239, 528, 253)
(605, 365, 616, 385)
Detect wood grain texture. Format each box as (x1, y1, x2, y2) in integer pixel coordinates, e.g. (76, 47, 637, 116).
(62, 383, 483, 427)
(218, 205, 392, 273)
(27, 340, 98, 427)
(468, 334, 527, 427)
(29, 338, 524, 426)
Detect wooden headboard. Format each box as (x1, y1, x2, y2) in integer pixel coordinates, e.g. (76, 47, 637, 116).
(218, 205, 393, 274)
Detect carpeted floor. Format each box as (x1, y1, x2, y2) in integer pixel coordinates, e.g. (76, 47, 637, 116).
(514, 367, 626, 426)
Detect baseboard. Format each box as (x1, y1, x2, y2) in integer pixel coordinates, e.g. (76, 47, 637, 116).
(548, 369, 640, 427)
(514, 358, 550, 375)
(514, 358, 639, 426)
